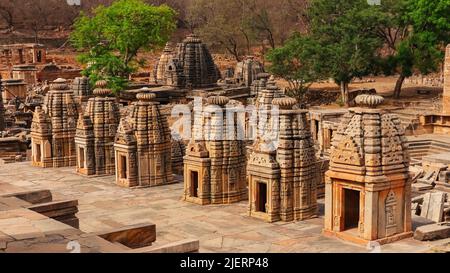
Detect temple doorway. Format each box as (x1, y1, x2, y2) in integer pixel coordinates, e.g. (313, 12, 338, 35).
(256, 182, 267, 213)
(190, 171, 199, 197)
(79, 147, 84, 168)
(119, 155, 127, 179)
(35, 144, 41, 162)
(344, 189, 360, 230)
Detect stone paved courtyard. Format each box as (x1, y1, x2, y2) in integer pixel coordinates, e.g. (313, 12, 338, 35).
(1, 162, 449, 253)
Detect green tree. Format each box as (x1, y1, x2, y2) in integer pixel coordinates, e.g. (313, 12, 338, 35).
(307, 0, 382, 105)
(266, 33, 324, 103)
(373, 0, 450, 98)
(408, 0, 450, 45)
(70, 0, 176, 94)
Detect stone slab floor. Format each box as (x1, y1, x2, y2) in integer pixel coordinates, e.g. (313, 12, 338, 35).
(1, 162, 449, 253)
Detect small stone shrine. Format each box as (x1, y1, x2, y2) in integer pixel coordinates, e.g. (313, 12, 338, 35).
(114, 91, 173, 187)
(248, 97, 318, 222)
(75, 80, 120, 176)
(183, 96, 247, 204)
(31, 78, 79, 168)
(323, 94, 413, 245)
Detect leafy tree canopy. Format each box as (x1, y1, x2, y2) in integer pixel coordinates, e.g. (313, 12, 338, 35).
(266, 33, 325, 103)
(70, 0, 177, 94)
(269, 0, 382, 105)
(371, 0, 449, 98)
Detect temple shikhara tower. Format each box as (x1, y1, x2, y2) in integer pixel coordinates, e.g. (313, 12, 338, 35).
(75, 80, 120, 176)
(154, 34, 221, 88)
(324, 94, 412, 245)
(31, 78, 79, 168)
(234, 57, 265, 87)
(247, 97, 318, 222)
(72, 76, 92, 106)
(114, 91, 173, 187)
(183, 96, 247, 205)
(443, 44, 450, 114)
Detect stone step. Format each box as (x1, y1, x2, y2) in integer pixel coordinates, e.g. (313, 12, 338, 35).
(28, 199, 79, 228)
(128, 239, 200, 253)
(96, 223, 156, 249)
(414, 223, 450, 241)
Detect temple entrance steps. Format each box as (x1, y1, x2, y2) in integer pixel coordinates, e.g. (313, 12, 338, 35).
(407, 134, 450, 162)
(391, 109, 421, 134)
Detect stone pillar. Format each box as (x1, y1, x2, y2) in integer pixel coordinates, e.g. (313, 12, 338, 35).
(444, 44, 450, 114)
(0, 77, 5, 131)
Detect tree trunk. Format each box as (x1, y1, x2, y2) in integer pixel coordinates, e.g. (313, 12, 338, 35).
(240, 29, 251, 55)
(267, 30, 275, 49)
(340, 81, 349, 106)
(33, 24, 39, 44)
(393, 75, 406, 99)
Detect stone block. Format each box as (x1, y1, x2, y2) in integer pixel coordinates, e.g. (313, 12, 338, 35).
(3, 189, 52, 204)
(129, 239, 200, 253)
(97, 223, 156, 249)
(414, 223, 450, 241)
(420, 192, 446, 222)
(412, 183, 434, 192)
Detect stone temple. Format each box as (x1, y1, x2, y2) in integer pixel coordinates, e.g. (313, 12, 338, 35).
(114, 91, 173, 187)
(154, 34, 221, 89)
(153, 42, 175, 84)
(323, 94, 412, 245)
(31, 78, 79, 168)
(183, 96, 247, 205)
(443, 44, 450, 114)
(71, 76, 92, 106)
(75, 80, 121, 176)
(234, 56, 265, 87)
(248, 97, 318, 222)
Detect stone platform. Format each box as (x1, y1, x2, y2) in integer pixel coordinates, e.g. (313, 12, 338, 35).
(1, 162, 449, 253)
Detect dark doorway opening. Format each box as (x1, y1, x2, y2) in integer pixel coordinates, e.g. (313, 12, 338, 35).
(18, 49, 24, 63)
(344, 189, 360, 230)
(314, 120, 319, 140)
(79, 147, 85, 168)
(120, 155, 127, 179)
(190, 171, 199, 197)
(35, 144, 41, 162)
(256, 182, 267, 213)
(36, 50, 42, 63)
